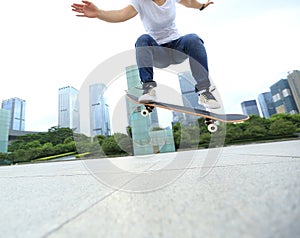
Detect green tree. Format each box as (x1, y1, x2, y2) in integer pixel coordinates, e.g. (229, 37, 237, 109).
(269, 119, 296, 136)
(199, 132, 211, 148)
(102, 135, 125, 156)
(64, 136, 74, 144)
(95, 135, 106, 145)
(172, 122, 181, 149)
(225, 124, 244, 143)
(26, 140, 42, 149)
(244, 125, 267, 138)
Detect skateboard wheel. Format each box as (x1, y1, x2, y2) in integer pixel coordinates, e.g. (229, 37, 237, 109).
(207, 123, 218, 133)
(141, 109, 149, 117)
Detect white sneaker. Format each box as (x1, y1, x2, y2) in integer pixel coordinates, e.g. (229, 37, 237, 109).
(138, 81, 158, 103)
(138, 87, 157, 103)
(198, 88, 221, 109)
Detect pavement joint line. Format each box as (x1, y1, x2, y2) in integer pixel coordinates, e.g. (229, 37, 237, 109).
(143, 159, 300, 171)
(42, 160, 162, 238)
(41, 189, 118, 238)
(225, 153, 300, 159)
(0, 173, 91, 179)
(1, 157, 298, 179)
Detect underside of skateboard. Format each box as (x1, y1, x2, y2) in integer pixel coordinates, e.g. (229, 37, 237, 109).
(141, 105, 219, 133)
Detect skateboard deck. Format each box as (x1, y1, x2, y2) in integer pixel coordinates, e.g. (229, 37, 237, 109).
(126, 94, 249, 123)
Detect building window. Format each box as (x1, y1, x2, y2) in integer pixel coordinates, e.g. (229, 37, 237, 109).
(282, 89, 291, 97)
(272, 93, 281, 102)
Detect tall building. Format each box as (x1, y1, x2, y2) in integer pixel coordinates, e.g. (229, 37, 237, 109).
(178, 71, 204, 110)
(89, 83, 111, 137)
(1, 97, 26, 131)
(173, 71, 204, 125)
(241, 100, 260, 116)
(126, 65, 159, 126)
(0, 109, 10, 153)
(58, 86, 80, 132)
(258, 92, 276, 118)
(287, 70, 300, 112)
(126, 65, 175, 155)
(270, 79, 298, 114)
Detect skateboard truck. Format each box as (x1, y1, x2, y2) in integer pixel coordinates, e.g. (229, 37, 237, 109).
(205, 118, 218, 133)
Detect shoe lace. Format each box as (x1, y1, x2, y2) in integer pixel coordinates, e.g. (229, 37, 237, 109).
(201, 91, 216, 101)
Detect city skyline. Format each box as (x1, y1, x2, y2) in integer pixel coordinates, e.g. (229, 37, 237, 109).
(1, 68, 300, 134)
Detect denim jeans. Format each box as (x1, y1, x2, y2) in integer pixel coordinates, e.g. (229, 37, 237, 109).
(135, 33, 210, 91)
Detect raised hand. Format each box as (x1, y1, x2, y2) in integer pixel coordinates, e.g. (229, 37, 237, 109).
(71, 0, 100, 18)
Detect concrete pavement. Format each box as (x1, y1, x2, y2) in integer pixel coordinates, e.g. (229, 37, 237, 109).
(0, 140, 299, 238)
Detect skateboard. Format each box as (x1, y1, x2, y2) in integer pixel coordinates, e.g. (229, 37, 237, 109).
(126, 94, 249, 132)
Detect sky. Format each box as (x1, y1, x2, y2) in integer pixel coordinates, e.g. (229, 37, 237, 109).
(0, 0, 300, 133)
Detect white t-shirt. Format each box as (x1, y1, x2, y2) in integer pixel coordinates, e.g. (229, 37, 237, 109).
(129, 0, 182, 44)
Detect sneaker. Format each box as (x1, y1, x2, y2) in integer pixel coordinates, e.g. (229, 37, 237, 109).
(198, 88, 221, 109)
(138, 81, 158, 103)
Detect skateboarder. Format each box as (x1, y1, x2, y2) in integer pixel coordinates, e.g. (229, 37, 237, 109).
(71, 0, 221, 109)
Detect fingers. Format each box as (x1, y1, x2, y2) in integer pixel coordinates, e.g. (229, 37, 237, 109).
(71, 7, 87, 17)
(71, 1, 94, 17)
(71, 3, 85, 13)
(71, 1, 88, 9)
(72, 7, 82, 13)
(72, 3, 84, 7)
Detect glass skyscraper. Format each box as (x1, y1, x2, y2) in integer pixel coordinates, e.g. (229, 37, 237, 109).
(241, 100, 260, 116)
(89, 83, 111, 137)
(270, 79, 298, 114)
(258, 92, 276, 118)
(126, 65, 175, 155)
(0, 109, 10, 153)
(58, 86, 80, 132)
(178, 71, 204, 110)
(1, 97, 26, 131)
(173, 71, 205, 126)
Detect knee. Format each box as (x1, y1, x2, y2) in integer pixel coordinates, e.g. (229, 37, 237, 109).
(183, 33, 204, 45)
(135, 34, 156, 47)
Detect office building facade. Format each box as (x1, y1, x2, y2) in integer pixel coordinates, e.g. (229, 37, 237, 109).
(0, 109, 10, 153)
(270, 79, 298, 114)
(241, 100, 260, 116)
(89, 83, 111, 137)
(258, 92, 276, 118)
(287, 70, 300, 112)
(58, 86, 80, 132)
(173, 71, 204, 126)
(1, 97, 26, 131)
(126, 65, 175, 155)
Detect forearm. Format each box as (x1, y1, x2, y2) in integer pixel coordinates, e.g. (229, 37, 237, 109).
(72, 2, 137, 22)
(97, 9, 128, 23)
(179, 0, 204, 9)
(190, 0, 204, 9)
(97, 5, 137, 23)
